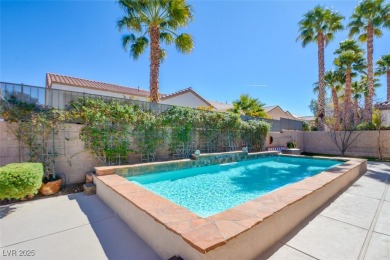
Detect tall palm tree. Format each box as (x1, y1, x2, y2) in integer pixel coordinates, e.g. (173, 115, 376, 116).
(351, 80, 365, 124)
(334, 39, 366, 128)
(117, 0, 194, 103)
(376, 54, 390, 100)
(229, 94, 269, 118)
(297, 6, 344, 131)
(348, 0, 390, 121)
(325, 70, 344, 130)
(351, 75, 381, 123)
(314, 70, 345, 130)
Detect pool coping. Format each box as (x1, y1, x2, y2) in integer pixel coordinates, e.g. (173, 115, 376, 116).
(94, 153, 367, 258)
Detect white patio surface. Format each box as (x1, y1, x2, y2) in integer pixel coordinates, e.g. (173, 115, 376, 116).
(0, 162, 389, 260)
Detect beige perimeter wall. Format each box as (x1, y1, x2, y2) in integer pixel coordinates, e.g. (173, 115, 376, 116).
(303, 130, 390, 158)
(1, 121, 389, 184)
(0, 122, 99, 184)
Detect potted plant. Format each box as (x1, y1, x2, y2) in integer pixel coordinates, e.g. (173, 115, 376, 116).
(287, 141, 298, 148)
(283, 141, 301, 155)
(39, 160, 62, 195)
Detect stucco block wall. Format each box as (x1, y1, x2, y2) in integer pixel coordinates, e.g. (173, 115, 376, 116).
(0, 123, 28, 165)
(2, 120, 388, 185)
(266, 130, 304, 149)
(303, 130, 390, 158)
(54, 124, 99, 184)
(0, 122, 98, 184)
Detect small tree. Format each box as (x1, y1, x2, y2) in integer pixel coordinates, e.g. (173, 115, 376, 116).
(372, 109, 385, 160)
(327, 128, 363, 156)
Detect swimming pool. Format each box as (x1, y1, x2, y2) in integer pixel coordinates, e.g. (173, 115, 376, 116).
(128, 156, 341, 217)
(94, 152, 367, 259)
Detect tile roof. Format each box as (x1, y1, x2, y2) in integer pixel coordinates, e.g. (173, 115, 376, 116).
(375, 100, 390, 109)
(263, 105, 277, 112)
(297, 116, 316, 121)
(208, 101, 233, 112)
(284, 111, 297, 119)
(161, 87, 213, 107)
(46, 73, 151, 97)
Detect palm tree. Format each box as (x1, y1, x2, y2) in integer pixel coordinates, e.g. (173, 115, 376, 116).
(376, 54, 390, 100)
(352, 75, 381, 123)
(229, 94, 269, 118)
(117, 0, 194, 103)
(313, 70, 344, 130)
(348, 0, 390, 121)
(351, 80, 365, 124)
(334, 39, 366, 128)
(297, 6, 344, 131)
(325, 70, 344, 130)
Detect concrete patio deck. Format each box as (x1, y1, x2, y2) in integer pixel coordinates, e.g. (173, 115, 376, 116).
(0, 162, 389, 260)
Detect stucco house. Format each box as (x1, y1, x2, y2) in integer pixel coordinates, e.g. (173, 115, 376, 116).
(263, 105, 297, 120)
(44, 73, 301, 120)
(375, 100, 390, 126)
(45, 73, 213, 109)
(296, 115, 316, 127)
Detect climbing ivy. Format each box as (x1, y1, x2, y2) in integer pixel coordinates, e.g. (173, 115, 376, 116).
(161, 107, 200, 158)
(1, 96, 67, 180)
(241, 120, 271, 151)
(2, 95, 272, 168)
(69, 98, 138, 165)
(133, 112, 165, 162)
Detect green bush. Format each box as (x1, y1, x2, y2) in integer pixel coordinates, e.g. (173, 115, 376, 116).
(0, 163, 44, 200)
(287, 141, 298, 148)
(302, 121, 310, 131)
(356, 122, 376, 130)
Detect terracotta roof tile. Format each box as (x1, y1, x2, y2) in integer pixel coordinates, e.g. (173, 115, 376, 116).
(208, 101, 233, 112)
(375, 100, 390, 109)
(46, 73, 151, 97)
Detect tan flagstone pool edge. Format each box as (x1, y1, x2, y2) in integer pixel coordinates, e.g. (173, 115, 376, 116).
(94, 153, 367, 259)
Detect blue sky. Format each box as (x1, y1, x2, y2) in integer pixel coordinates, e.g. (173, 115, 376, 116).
(1, 0, 389, 116)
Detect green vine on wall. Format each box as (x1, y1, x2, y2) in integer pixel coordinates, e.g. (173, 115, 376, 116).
(161, 107, 200, 158)
(133, 112, 165, 162)
(69, 98, 137, 165)
(241, 120, 271, 151)
(1, 96, 66, 180)
(2, 95, 272, 169)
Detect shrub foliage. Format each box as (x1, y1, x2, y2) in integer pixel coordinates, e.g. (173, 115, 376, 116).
(0, 163, 44, 200)
(68, 98, 271, 163)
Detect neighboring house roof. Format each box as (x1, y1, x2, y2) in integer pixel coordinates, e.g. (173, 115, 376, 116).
(263, 105, 277, 112)
(208, 101, 233, 112)
(263, 105, 299, 120)
(46, 73, 213, 108)
(375, 100, 390, 110)
(160, 87, 213, 107)
(297, 116, 316, 121)
(46, 73, 151, 97)
(284, 111, 296, 119)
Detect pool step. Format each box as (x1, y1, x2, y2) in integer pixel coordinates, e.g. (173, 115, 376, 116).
(83, 183, 96, 195)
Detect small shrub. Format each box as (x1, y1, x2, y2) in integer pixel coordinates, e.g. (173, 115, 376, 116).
(302, 121, 310, 131)
(287, 141, 298, 148)
(0, 163, 44, 200)
(356, 122, 376, 130)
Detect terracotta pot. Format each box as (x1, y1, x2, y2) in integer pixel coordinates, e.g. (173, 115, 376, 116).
(40, 179, 62, 196)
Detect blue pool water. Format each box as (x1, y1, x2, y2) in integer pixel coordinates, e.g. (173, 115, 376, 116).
(127, 156, 342, 217)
